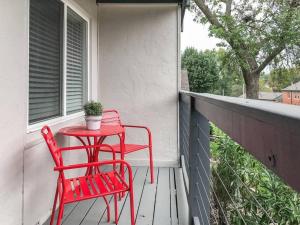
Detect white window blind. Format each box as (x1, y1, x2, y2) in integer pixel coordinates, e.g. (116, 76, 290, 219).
(29, 0, 63, 124)
(66, 7, 88, 115)
(28, 0, 89, 127)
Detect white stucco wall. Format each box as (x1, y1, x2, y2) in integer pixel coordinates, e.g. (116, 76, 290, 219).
(0, 0, 99, 224)
(0, 1, 27, 224)
(98, 4, 180, 167)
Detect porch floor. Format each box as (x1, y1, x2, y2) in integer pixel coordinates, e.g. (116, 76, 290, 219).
(44, 167, 185, 225)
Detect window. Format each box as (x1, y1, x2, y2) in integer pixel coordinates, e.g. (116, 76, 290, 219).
(66, 7, 88, 115)
(29, 0, 88, 126)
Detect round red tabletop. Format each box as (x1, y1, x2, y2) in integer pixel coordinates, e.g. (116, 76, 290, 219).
(58, 125, 124, 137)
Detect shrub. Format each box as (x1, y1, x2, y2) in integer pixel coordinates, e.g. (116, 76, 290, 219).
(210, 124, 300, 225)
(84, 101, 103, 116)
(182, 47, 219, 93)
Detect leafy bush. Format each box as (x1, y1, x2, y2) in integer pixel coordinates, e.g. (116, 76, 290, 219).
(83, 101, 103, 116)
(211, 125, 300, 225)
(182, 47, 219, 93)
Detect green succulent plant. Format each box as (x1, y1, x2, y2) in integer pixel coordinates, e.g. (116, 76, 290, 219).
(84, 101, 103, 116)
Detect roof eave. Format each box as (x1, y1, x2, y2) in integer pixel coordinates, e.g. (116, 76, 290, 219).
(97, 0, 183, 3)
(96, 0, 188, 31)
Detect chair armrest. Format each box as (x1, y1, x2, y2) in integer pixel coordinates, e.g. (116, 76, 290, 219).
(122, 125, 152, 137)
(54, 160, 133, 180)
(122, 124, 152, 140)
(55, 159, 131, 171)
(59, 144, 114, 152)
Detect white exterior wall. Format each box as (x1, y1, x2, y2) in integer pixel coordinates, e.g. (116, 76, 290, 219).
(0, 2, 180, 224)
(0, 0, 99, 224)
(0, 1, 27, 224)
(98, 4, 180, 167)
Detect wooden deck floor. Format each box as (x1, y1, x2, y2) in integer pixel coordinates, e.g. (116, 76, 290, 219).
(44, 167, 187, 225)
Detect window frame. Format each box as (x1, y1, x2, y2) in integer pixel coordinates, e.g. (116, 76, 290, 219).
(27, 0, 90, 133)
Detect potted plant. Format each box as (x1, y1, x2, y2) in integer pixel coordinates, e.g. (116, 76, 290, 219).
(84, 101, 103, 130)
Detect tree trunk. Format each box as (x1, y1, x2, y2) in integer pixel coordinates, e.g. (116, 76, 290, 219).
(243, 72, 260, 99)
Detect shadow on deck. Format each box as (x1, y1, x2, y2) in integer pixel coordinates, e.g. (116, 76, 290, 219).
(43, 167, 188, 225)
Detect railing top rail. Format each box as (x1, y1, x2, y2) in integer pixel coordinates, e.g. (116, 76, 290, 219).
(180, 90, 300, 121)
(179, 90, 300, 193)
(180, 90, 300, 132)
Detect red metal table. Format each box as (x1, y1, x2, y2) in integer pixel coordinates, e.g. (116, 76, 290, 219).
(58, 125, 125, 175)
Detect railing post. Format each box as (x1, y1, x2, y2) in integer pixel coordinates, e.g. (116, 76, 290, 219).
(189, 97, 210, 225)
(179, 93, 191, 180)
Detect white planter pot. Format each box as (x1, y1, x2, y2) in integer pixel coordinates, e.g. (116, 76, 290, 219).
(85, 115, 102, 130)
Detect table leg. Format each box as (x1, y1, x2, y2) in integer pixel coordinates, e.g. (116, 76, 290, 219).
(75, 137, 91, 176)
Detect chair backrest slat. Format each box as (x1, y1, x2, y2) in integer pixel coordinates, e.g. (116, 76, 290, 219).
(41, 126, 62, 168)
(102, 109, 122, 125)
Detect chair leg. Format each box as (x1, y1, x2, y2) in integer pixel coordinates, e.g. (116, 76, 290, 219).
(129, 189, 135, 225)
(103, 196, 110, 222)
(50, 187, 59, 225)
(149, 147, 154, 184)
(120, 153, 125, 198)
(114, 194, 118, 224)
(56, 200, 64, 225)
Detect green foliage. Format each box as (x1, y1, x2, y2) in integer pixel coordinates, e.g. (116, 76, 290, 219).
(268, 67, 300, 91)
(83, 101, 103, 116)
(213, 48, 244, 96)
(211, 125, 300, 224)
(259, 78, 272, 92)
(182, 47, 245, 96)
(182, 47, 219, 93)
(190, 0, 300, 98)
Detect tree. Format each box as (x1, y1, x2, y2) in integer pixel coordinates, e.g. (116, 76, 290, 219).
(182, 47, 219, 93)
(190, 0, 300, 98)
(213, 48, 244, 96)
(268, 67, 300, 91)
(259, 74, 273, 92)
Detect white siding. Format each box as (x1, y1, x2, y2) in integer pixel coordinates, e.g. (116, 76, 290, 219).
(98, 4, 179, 167)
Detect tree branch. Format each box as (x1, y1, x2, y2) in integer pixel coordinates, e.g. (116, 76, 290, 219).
(225, 0, 233, 16)
(255, 0, 298, 73)
(255, 45, 285, 73)
(193, 0, 223, 28)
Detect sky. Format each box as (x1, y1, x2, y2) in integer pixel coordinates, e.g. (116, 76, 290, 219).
(181, 11, 220, 52)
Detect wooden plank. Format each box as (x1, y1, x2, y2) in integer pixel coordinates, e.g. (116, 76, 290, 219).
(180, 155, 189, 193)
(96, 167, 138, 225)
(135, 168, 159, 225)
(153, 168, 171, 225)
(43, 203, 78, 225)
(175, 168, 190, 225)
(170, 168, 178, 225)
(79, 197, 111, 225)
(117, 167, 148, 225)
(62, 199, 97, 225)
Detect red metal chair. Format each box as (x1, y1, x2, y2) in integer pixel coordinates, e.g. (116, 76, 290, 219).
(101, 110, 154, 184)
(41, 126, 135, 225)
(102, 109, 122, 125)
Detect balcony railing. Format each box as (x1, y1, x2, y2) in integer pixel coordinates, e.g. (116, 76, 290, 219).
(179, 90, 300, 225)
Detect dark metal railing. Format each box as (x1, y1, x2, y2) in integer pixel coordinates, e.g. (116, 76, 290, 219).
(179, 90, 300, 225)
(179, 92, 211, 225)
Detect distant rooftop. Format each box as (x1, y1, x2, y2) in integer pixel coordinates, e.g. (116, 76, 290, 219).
(240, 92, 282, 101)
(259, 92, 282, 101)
(283, 81, 300, 91)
